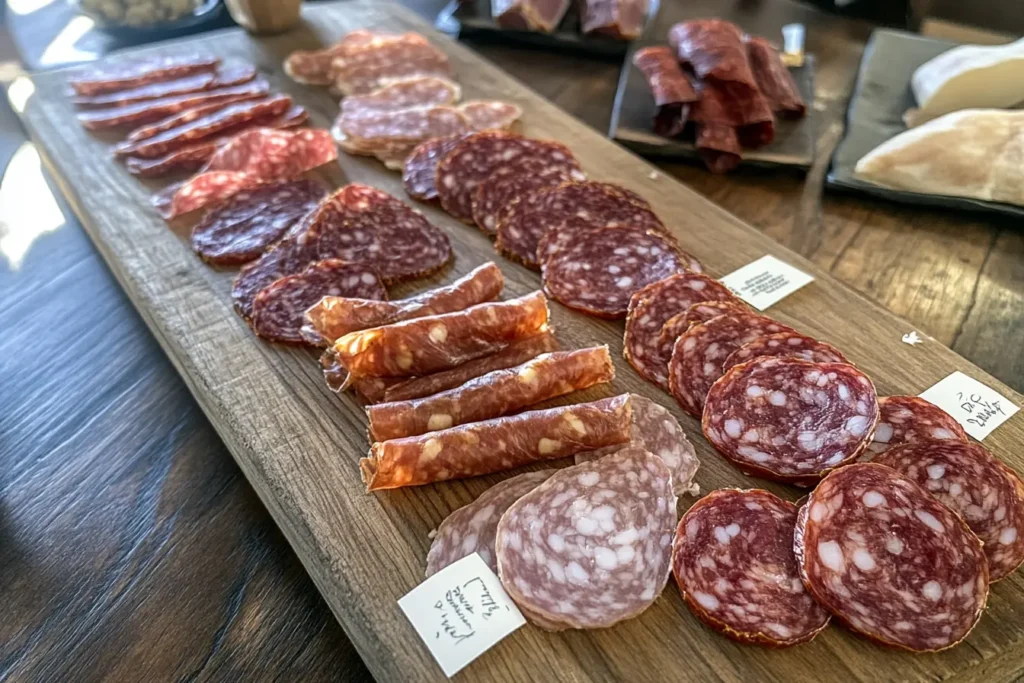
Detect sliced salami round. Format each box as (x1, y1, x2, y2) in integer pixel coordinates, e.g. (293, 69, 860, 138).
(471, 156, 585, 235)
(459, 100, 524, 131)
(495, 446, 677, 630)
(874, 440, 1024, 581)
(723, 332, 848, 373)
(665, 299, 751, 336)
(673, 489, 830, 646)
(702, 358, 879, 484)
(864, 395, 968, 457)
(537, 214, 697, 274)
(795, 463, 988, 651)
(402, 134, 466, 202)
(231, 222, 318, 322)
(624, 273, 738, 390)
(426, 469, 555, 577)
(340, 76, 462, 118)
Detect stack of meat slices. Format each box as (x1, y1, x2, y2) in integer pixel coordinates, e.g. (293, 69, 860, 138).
(494, 0, 647, 40)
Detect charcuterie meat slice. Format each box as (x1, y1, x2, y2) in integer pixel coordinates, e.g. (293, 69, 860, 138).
(495, 445, 676, 630)
(692, 69, 774, 149)
(402, 135, 466, 202)
(674, 489, 830, 646)
(231, 213, 319, 321)
(493, 0, 571, 32)
(302, 262, 503, 346)
(695, 123, 742, 174)
(745, 37, 806, 118)
(580, 0, 646, 41)
(384, 331, 559, 403)
(426, 470, 556, 576)
(330, 33, 452, 96)
(472, 156, 585, 235)
(632, 46, 698, 137)
(283, 29, 381, 86)
(361, 394, 633, 490)
(795, 463, 988, 651)
(865, 395, 967, 457)
(367, 346, 615, 441)
(191, 178, 327, 266)
(125, 100, 241, 142)
(333, 105, 470, 157)
(665, 300, 749, 336)
(340, 76, 462, 118)
(723, 332, 848, 373)
(458, 100, 524, 132)
(668, 311, 793, 416)
(703, 358, 878, 484)
(68, 55, 220, 96)
(320, 347, 402, 402)
(72, 64, 257, 108)
(624, 272, 737, 389)
(669, 19, 756, 89)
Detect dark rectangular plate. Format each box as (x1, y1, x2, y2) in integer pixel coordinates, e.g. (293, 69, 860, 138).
(826, 29, 1024, 218)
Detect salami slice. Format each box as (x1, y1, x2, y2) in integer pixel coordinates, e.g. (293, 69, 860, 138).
(320, 347, 402, 401)
(361, 394, 633, 490)
(72, 64, 257, 108)
(282, 29, 381, 86)
(865, 395, 967, 457)
(632, 46, 698, 137)
(691, 70, 774, 150)
(458, 100, 524, 132)
(493, 0, 571, 32)
(125, 100, 242, 143)
(402, 135, 466, 202)
(669, 20, 756, 89)
(471, 156, 585, 235)
(581, 0, 646, 41)
(795, 463, 988, 651)
(695, 123, 742, 174)
(426, 470, 556, 576)
(624, 272, 737, 389)
(68, 55, 220, 96)
(673, 489, 830, 646)
(340, 76, 461, 118)
(745, 37, 806, 118)
(723, 332, 848, 373)
(664, 300, 750, 336)
(495, 445, 676, 630)
(302, 262, 503, 346)
(331, 34, 452, 96)
(703, 358, 878, 484)
(667, 311, 793, 416)
(77, 81, 269, 131)
(333, 105, 470, 157)
(367, 346, 615, 441)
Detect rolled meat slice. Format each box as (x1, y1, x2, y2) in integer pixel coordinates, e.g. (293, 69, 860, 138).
(495, 445, 676, 630)
(795, 463, 989, 651)
(492, 0, 571, 33)
(402, 134, 466, 202)
(320, 347, 402, 402)
(673, 489, 830, 646)
(361, 394, 633, 490)
(472, 156, 585, 235)
(632, 46, 698, 137)
(695, 122, 742, 174)
(580, 0, 647, 40)
(723, 332, 848, 372)
(367, 346, 615, 441)
(864, 395, 967, 457)
(669, 19, 756, 89)
(745, 36, 806, 118)
(68, 55, 220, 96)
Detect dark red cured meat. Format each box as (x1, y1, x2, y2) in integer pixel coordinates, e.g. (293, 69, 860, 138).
(402, 135, 466, 202)
(125, 100, 243, 142)
(702, 358, 879, 484)
(231, 214, 319, 321)
(673, 489, 830, 646)
(665, 299, 749, 335)
(864, 395, 967, 458)
(493, 0, 571, 32)
(191, 178, 327, 265)
(72, 64, 257, 108)
(723, 332, 848, 373)
(331, 34, 452, 96)
(668, 311, 794, 417)
(68, 55, 220, 96)
(745, 37, 806, 118)
(669, 20, 756, 88)
(695, 78, 774, 148)
(580, 0, 646, 40)
(696, 123, 742, 174)
(282, 29, 380, 86)
(795, 463, 988, 651)
(536, 215, 695, 274)
(632, 46, 698, 137)
(624, 272, 738, 390)
(874, 441, 1024, 581)
(250, 259, 385, 344)
(471, 156, 585, 235)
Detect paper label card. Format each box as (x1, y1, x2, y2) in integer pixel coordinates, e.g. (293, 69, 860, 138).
(398, 553, 525, 678)
(919, 371, 1020, 441)
(719, 255, 815, 310)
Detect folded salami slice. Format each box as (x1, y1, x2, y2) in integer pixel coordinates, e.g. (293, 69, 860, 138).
(694, 74, 775, 149)
(745, 37, 806, 118)
(68, 55, 221, 96)
(669, 19, 756, 89)
(703, 358, 878, 484)
(695, 123, 742, 174)
(340, 76, 462, 118)
(795, 463, 988, 651)
(367, 346, 614, 441)
(458, 100, 524, 132)
(865, 395, 967, 457)
(493, 0, 571, 33)
(624, 272, 738, 389)
(472, 156, 585, 235)
(320, 347, 402, 401)
(333, 105, 470, 157)
(73, 64, 257, 108)
(674, 489, 830, 646)
(426, 470, 556, 576)
(283, 29, 381, 86)
(723, 332, 848, 373)
(331, 33, 452, 96)
(361, 394, 633, 490)
(581, 0, 647, 41)
(495, 445, 676, 630)
(402, 135, 466, 202)
(632, 46, 698, 137)
(302, 262, 503, 346)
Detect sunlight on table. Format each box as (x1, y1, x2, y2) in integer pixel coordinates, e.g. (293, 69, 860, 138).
(0, 143, 66, 270)
(39, 15, 98, 66)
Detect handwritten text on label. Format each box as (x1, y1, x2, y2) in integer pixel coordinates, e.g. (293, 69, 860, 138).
(919, 371, 1019, 441)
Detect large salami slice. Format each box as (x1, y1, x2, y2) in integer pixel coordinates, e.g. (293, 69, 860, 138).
(231, 214, 319, 321)
(723, 332, 848, 373)
(795, 463, 989, 651)
(493, 0, 571, 33)
(402, 135, 466, 202)
(72, 64, 257, 108)
(366, 346, 614, 441)
(673, 489, 830, 646)
(745, 37, 806, 118)
(301, 262, 503, 346)
(426, 470, 556, 576)
(865, 395, 967, 457)
(77, 81, 270, 131)
(458, 100, 524, 132)
(68, 55, 220, 96)
(495, 445, 676, 630)
(330, 33, 452, 96)
(361, 394, 633, 490)
(666, 299, 750, 334)
(333, 105, 470, 157)
(624, 272, 738, 390)
(632, 46, 698, 137)
(874, 441, 1024, 581)
(471, 156, 585, 235)
(703, 358, 879, 484)
(340, 76, 461, 118)
(581, 0, 646, 41)
(282, 29, 380, 86)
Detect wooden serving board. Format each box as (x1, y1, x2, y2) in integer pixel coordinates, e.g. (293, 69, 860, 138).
(18, 2, 1024, 680)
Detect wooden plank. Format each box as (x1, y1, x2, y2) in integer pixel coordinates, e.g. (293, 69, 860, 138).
(16, 2, 1024, 680)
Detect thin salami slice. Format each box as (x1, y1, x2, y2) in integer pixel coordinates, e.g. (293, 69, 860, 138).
(333, 105, 470, 157)
(68, 55, 220, 96)
(703, 358, 878, 484)
(745, 37, 806, 118)
(331, 34, 452, 96)
(673, 489, 830, 646)
(340, 76, 461, 118)
(632, 45, 697, 137)
(125, 100, 242, 142)
(865, 395, 967, 457)
(426, 470, 556, 576)
(495, 445, 676, 630)
(723, 332, 848, 373)
(72, 64, 256, 108)
(536, 215, 694, 273)
(669, 19, 756, 89)
(402, 134, 466, 202)
(282, 29, 380, 86)
(458, 100, 524, 131)
(668, 299, 750, 333)
(471, 156, 585, 235)
(795, 463, 988, 651)
(361, 395, 633, 490)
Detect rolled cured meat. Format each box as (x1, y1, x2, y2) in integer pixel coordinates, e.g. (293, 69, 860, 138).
(492, 0, 571, 33)
(669, 19, 756, 89)
(745, 36, 806, 118)
(632, 46, 698, 137)
(580, 0, 647, 41)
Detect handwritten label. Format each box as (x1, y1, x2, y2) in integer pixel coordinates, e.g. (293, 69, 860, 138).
(719, 255, 814, 310)
(398, 553, 525, 677)
(919, 371, 1020, 441)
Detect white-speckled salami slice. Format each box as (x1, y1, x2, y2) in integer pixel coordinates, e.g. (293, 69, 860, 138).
(864, 395, 968, 457)
(723, 332, 848, 373)
(471, 156, 585, 235)
(402, 134, 467, 202)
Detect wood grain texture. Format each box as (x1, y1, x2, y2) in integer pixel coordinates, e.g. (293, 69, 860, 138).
(16, 2, 1024, 681)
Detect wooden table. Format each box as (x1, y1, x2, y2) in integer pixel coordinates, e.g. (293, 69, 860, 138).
(1, 1, 1021, 681)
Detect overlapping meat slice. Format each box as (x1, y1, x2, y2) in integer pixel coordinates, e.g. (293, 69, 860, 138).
(864, 395, 967, 458)
(72, 64, 257, 108)
(632, 46, 698, 137)
(283, 29, 380, 86)
(68, 55, 220, 96)
(492, 0, 571, 33)
(472, 155, 585, 235)
(402, 135, 466, 202)
(580, 0, 647, 40)
(330, 32, 452, 96)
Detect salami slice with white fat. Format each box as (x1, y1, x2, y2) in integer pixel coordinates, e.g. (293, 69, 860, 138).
(330, 33, 452, 96)
(723, 332, 848, 372)
(495, 445, 677, 630)
(340, 76, 462, 118)
(673, 489, 830, 646)
(69, 55, 220, 96)
(471, 156, 585, 235)
(458, 100, 524, 131)
(283, 29, 380, 86)
(332, 105, 470, 157)
(402, 134, 466, 202)
(703, 357, 879, 484)
(795, 463, 989, 651)
(864, 395, 968, 457)
(665, 300, 750, 336)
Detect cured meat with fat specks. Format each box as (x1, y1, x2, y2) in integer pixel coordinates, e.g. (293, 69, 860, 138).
(125, 100, 245, 142)
(366, 346, 615, 441)
(458, 100, 524, 132)
(339, 76, 462, 118)
(495, 445, 676, 630)
(301, 262, 503, 346)
(795, 463, 988, 652)
(691, 77, 774, 167)
(333, 106, 470, 164)
(703, 357, 878, 484)
(673, 489, 830, 646)
(581, 0, 647, 41)
(874, 440, 1024, 581)
(361, 394, 633, 490)
(632, 46, 698, 137)
(864, 395, 967, 457)
(695, 122, 742, 174)
(72, 64, 257, 108)
(319, 347, 402, 401)
(472, 156, 585, 235)
(669, 19, 757, 89)
(283, 29, 380, 86)
(492, 0, 571, 33)
(232, 213, 320, 321)
(402, 135, 466, 202)
(426, 470, 556, 576)
(330, 33, 452, 96)
(68, 55, 220, 96)
(669, 299, 750, 332)
(745, 36, 806, 118)
(723, 332, 848, 372)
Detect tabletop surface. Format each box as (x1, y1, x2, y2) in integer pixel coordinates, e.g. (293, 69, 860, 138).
(1, 1, 1021, 681)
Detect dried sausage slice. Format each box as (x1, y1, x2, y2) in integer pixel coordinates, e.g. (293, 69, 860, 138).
(402, 134, 466, 202)
(472, 156, 585, 236)
(745, 37, 806, 118)
(333, 105, 470, 157)
(283, 29, 380, 86)
(72, 64, 256, 108)
(458, 100, 524, 132)
(666, 300, 750, 335)
(319, 347, 402, 401)
(723, 332, 848, 373)
(339, 76, 461, 118)
(865, 395, 967, 457)
(330, 33, 452, 96)
(68, 55, 220, 96)
(632, 46, 698, 137)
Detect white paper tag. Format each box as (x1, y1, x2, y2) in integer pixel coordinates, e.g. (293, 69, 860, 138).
(719, 255, 815, 310)
(398, 554, 525, 677)
(919, 371, 1020, 441)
